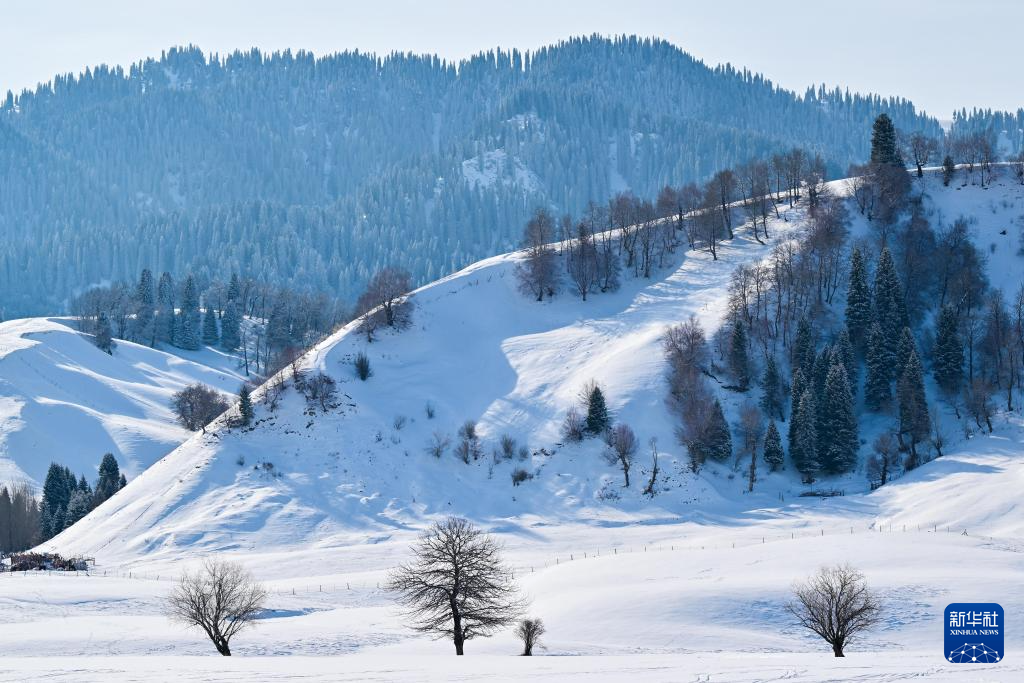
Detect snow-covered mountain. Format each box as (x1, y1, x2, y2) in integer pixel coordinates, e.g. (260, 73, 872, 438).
(0, 317, 248, 487)
(45, 170, 1024, 566)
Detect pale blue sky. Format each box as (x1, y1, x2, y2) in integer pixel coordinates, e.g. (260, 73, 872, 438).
(1, 0, 1020, 117)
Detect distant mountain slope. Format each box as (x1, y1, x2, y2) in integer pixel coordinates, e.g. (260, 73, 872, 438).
(0, 36, 944, 317)
(0, 318, 248, 486)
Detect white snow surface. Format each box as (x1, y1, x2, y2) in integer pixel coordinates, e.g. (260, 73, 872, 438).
(0, 317, 248, 487)
(4, 172, 1024, 680)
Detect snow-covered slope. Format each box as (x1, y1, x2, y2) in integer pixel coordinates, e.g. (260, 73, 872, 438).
(47, 171, 1024, 566)
(0, 317, 248, 487)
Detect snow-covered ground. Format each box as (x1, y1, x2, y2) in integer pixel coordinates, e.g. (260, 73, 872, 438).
(0, 317, 248, 486)
(3, 173, 1023, 679)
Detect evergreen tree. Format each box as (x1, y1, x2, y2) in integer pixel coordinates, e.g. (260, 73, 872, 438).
(220, 301, 242, 351)
(933, 305, 964, 399)
(788, 369, 806, 455)
(238, 384, 254, 427)
(870, 113, 902, 166)
(156, 272, 176, 345)
(820, 362, 859, 474)
(792, 318, 815, 380)
(131, 268, 156, 345)
(898, 349, 931, 468)
(792, 389, 820, 483)
(585, 386, 611, 435)
(64, 489, 92, 529)
(178, 275, 201, 350)
(705, 399, 733, 461)
(942, 155, 956, 186)
(845, 248, 872, 352)
(864, 323, 892, 411)
(95, 453, 121, 504)
(40, 463, 76, 540)
(763, 421, 784, 472)
(895, 326, 916, 380)
(226, 272, 241, 305)
(119, 473, 128, 489)
(728, 316, 751, 390)
(95, 311, 114, 354)
(759, 354, 785, 421)
(202, 303, 220, 346)
(835, 326, 857, 395)
(873, 247, 907, 354)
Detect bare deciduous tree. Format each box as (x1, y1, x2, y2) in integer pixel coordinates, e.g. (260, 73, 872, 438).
(605, 423, 638, 487)
(516, 618, 546, 656)
(515, 207, 559, 301)
(303, 371, 338, 412)
(385, 517, 526, 655)
(171, 383, 230, 433)
(167, 558, 267, 656)
(356, 267, 413, 340)
(785, 564, 881, 657)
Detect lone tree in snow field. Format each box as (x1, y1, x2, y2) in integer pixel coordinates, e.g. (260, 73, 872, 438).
(385, 516, 526, 655)
(785, 564, 881, 657)
(356, 266, 413, 340)
(171, 383, 230, 433)
(516, 617, 546, 656)
(167, 558, 267, 656)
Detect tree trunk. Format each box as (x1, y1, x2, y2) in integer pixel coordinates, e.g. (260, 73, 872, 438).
(832, 642, 844, 657)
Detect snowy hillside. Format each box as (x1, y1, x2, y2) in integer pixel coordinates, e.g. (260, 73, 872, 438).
(46, 170, 1024, 566)
(0, 317, 248, 487)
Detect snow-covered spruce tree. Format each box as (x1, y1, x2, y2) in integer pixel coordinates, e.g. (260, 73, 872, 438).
(872, 247, 907, 357)
(895, 326, 916, 382)
(792, 389, 820, 483)
(728, 316, 751, 390)
(763, 421, 785, 472)
(870, 114, 902, 166)
(94, 311, 114, 354)
(220, 301, 241, 351)
(787, 369, 806, 455)
(584, 385, 611, 436)
(156, 271, 176, 345)
(704, 399, 733, 462)
(94, 453, 121, 505)
(864, 323, 892, 411)
(898, 349, 930, 468)
(942, 155, 956, 186)
(131, 268, 156, 346)
(932, 305, 964, 400)
(834, 327, 857, 395)
(820, 362, 858, 474)
(845, 248, 872, 353)
(178, 275, 201, 350)
(237, 384, 254, 427)
(760, 354, 785, 421)
(202, 303, 220, 346)
(792, 317, 815, 380)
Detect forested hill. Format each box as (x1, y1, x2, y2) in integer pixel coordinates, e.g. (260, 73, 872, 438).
(0, 35, 942, 317)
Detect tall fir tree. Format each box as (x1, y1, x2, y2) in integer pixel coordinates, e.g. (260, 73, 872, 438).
(238, 384, 254, 427)
(131, 269, 156, 346)
(226, 272, 241, 306)
(585, 386, 611, 435)
(728, 316, 751, 390)
(898, 349, 931, 468)
(95, 312, 114, 354)
(792, 389, 820, 483)
(845, 248, 872, 352)
(704, 399, 733, 461)
(864, 323, 892, 411)
(760, 354, 785, 421)
(220, 300, 242, 350)
(788, 368, 806, 454)
(895, 327, 916, 381)
(873, 247, 907, 356)
(835, 326, 857, 396)
(94, 453, 121, 504)
(933, 305, 964, 399)
(820, 362, 859, 474)
(792, 317, 815, 380)
(156, 272, 176, 345)
(763, 421, 784, 472)
(178, 275, 201, 350)
(202, 303, 220, 346)
(870, 113, 902, 166)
